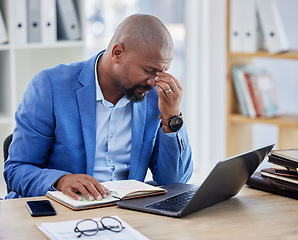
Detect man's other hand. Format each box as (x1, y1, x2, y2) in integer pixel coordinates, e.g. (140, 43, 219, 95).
(55, 174, 109, 201)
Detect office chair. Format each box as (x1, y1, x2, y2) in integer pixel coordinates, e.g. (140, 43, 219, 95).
(3, 134, 12, 194)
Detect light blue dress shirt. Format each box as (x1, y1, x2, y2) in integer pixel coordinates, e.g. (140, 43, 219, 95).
(93, 56, 132, 182)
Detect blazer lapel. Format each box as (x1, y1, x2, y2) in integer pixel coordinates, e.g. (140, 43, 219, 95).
(76, 85, 96, 176)
(129, 100, 147, 178)
(76, 55, 99, 176)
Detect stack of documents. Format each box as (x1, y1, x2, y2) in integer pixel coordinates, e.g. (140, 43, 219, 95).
(230, 0, 289, 54)
(37, 216, 150, 240)
(263, 149, 298, 192)
(247, 149, 298, 199)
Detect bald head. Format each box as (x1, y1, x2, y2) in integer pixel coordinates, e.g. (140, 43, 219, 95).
(107, 14, 174, 57)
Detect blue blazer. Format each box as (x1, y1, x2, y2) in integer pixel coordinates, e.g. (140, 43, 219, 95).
(4, 52, 193, 198)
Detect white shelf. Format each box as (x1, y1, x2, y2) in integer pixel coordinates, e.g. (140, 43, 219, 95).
(12, 40, 85, 50)
(0, 44, 9, 50)
(226, 0, 298, 156)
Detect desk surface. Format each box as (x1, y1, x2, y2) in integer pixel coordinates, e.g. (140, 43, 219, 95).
(1, 186, 298, 240)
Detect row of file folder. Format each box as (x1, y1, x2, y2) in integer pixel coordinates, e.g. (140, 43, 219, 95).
(230, 0, 289, 54)
(4, 0, 81, 45)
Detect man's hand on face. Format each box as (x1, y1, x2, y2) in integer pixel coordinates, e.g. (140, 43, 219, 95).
(147, 72, 183, 132)
(55, 174, 109, 201)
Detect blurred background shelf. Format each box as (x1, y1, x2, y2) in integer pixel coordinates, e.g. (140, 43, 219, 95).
(226, 0, 298, 157)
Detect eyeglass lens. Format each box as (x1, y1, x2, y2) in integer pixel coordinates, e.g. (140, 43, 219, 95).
(75, 219, 99, 237)
(101, 216, 123, 232)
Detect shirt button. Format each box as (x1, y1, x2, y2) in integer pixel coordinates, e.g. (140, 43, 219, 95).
(108, 157, 111, 161)
(110, 133, 113, 138)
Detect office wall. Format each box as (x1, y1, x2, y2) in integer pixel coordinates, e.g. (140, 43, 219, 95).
(184, 0, 227, 177)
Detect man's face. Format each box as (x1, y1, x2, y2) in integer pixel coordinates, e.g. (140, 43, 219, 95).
(113, 46, 172, 102)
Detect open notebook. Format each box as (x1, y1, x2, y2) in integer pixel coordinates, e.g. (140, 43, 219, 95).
(46, 180, 166, 210)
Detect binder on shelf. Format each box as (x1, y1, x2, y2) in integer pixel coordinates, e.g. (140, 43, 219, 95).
(13, 0, 27, 45)
(12, 0, 28, 45)
(255, 0, 289, 54)
(56, 0, 81, 41)
(242, 0, 262, 53)
(28, 0, 41, 43)
(229, 0, 243, 52)
(0, 9, 8, 45)
(40, 0, 57, 43)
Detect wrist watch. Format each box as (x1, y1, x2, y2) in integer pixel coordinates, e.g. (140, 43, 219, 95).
(161, 112, 184, 131)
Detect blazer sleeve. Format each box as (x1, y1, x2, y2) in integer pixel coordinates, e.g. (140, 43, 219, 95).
(150, 124, 193, 186)
(4, 71, 69, 198)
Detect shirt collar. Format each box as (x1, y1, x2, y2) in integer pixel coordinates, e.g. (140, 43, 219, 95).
(95, 53, 104, 102)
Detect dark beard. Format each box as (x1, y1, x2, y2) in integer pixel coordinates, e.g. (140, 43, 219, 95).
(113, 76, 153, 102)
(124, 84, 154, 102)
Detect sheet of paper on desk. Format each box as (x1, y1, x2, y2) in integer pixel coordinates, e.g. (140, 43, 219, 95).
(37, 215, 149, 240)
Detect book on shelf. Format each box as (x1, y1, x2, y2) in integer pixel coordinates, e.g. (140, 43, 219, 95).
(249, 72, 280, 118)
(232, 66, 250, 117)
(46, 179, 166, 210)
(244, 71, 261, 117)
(232, 65, 280, 118)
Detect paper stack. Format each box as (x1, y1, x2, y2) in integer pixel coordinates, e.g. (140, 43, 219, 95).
(37, 215, 149, 240)
(246, 148, 298, 199)
(263, 149, 298, 185)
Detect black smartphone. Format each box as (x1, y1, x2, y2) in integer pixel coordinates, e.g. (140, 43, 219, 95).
(25, 200, 57, 217)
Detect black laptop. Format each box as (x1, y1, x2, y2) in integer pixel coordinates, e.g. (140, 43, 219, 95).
(117, 144, 274, 217)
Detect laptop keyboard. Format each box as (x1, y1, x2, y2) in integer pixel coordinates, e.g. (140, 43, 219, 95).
(146, 187, 199, 212)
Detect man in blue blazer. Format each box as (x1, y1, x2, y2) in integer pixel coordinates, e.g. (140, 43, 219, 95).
(4, 14, 193, 200)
